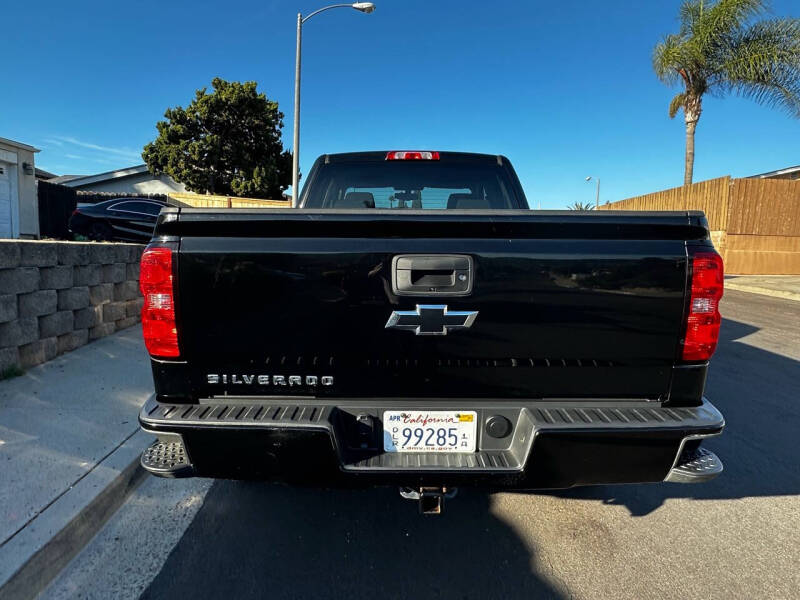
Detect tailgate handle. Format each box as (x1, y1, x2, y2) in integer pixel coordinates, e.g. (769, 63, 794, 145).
(392, 255, 473, 296)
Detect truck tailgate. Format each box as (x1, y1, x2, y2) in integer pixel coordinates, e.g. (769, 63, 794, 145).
(161, 210, 706, 401)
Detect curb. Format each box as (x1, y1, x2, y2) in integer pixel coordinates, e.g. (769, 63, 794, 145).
(0, 431, 151, 600)
(725, 282, 800, 303)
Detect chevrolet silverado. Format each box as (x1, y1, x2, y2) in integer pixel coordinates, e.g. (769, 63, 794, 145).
(137, 151, 724, 513)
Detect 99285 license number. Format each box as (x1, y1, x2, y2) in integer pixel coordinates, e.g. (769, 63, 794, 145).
(383, 411, 477, 453)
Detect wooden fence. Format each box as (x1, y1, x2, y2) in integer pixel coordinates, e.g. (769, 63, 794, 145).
(603, 176, 732, 231)
(167, 192, 290, 209)
(599, 177, 800, 274)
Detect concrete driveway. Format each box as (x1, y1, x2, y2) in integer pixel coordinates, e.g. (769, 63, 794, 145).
(43, 290, 800, 600)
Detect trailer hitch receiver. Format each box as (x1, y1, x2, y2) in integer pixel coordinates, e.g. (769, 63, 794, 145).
(399, 486, 458, 515)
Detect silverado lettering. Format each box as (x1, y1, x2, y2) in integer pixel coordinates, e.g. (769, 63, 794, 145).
(206, 374, 333, 386)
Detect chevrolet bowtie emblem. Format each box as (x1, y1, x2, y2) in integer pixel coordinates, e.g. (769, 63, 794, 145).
(385, 304, 479, 336)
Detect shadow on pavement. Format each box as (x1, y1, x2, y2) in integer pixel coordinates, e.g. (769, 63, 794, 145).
(140, 483, 564, 600)
(549, 317, 800, 516)
(141, 312, 800, 598)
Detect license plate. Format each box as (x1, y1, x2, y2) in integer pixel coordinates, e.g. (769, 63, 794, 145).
(383, 411, 477, 453)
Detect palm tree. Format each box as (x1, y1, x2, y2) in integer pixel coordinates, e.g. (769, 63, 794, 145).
(567, 201, 595, 211)
(653, 0, 800, 185)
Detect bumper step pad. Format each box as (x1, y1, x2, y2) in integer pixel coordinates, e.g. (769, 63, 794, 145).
(141, 439, 194, 478)
(345, 450, 518, 471)
(665, 445, 723, 483)
(139, 396, 724, 479)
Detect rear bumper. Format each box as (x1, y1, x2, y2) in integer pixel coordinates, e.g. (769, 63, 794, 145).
(138, 396, 724, 489)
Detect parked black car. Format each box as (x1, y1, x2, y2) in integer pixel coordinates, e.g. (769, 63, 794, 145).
(69, 198, 169, 242)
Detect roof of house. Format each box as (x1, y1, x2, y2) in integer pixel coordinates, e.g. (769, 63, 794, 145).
(59, 164, 150, 188)
(48, 174, 87, 185)
(35, 168, 58, 180)
(749, 165, 800, 178)
(0, 137, 40, 153)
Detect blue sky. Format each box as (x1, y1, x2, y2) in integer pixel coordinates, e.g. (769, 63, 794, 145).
(2, 0, 798, 208)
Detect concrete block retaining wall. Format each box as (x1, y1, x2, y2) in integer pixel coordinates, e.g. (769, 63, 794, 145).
(0, 241, 144, 372)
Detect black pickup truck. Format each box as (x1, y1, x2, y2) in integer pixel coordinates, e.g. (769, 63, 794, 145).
(138, 151, 724, 513)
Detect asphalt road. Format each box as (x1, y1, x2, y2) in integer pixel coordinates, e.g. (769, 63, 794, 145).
(42, 290, 800, 600)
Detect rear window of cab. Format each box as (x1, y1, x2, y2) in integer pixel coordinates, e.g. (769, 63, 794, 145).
(303, 160, 519, 209)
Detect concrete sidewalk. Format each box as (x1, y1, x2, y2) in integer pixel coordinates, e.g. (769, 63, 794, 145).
(0, 325, 153, 598)
(725, 275, 800, 302)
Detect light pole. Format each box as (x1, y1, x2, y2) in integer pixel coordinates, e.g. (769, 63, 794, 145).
(585, 176, 600, 209)
(292, 2, 376, 207)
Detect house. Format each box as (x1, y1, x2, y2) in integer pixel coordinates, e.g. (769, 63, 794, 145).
(749, 165, 800, 181)
(0, 137, 40, 239)
(57, 164, 186, 195)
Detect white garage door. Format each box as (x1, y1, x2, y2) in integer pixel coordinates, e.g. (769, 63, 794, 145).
(0, 163, 11, 238)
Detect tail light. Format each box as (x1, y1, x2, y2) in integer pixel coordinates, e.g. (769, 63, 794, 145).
(681, 250, 724, 361)
(386, 151, 440, 161)
(140, 246, 179, 358)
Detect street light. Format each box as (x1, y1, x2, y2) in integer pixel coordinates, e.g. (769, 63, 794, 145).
(292, 2, 376, 207)
(585, 176, 600, 209)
